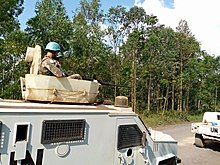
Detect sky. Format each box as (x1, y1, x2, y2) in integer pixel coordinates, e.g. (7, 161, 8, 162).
(18, 0, 220, 56)
(135, 0, 220, 56)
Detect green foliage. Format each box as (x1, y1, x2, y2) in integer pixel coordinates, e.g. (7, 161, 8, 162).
(139, 111, 203, 128)
(105, 5, 126, 52)
(0, 0, 24, 37)
(25, 0, 72, 51)
(0, 30, 29, 99)
(67, 0, 107, 80)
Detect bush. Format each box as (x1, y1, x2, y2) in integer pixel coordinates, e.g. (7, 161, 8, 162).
(139, 110, 203, 128)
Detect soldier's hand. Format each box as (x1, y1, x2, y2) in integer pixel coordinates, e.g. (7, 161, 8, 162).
(68, 74, 82, 80)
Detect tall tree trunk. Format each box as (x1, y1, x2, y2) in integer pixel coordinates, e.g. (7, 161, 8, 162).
(163, 81, 169, 115)
(132, 49, 137, 112)
(194, 98, 197, 110)
(177, 98, 180, 111)
(198, 100, 201, 111)
(114, 80, 117, 98)
(185, 81, 190, 111)
(1, 68, 4, 97)
(172, 80, 175, 111)
(12, 56, 15, 99)
(183, 100, 185, 111)
(215, 87, 217, 112)
(147, 74, 151, 112)
(156, 82, 160, 113)
(165, 81, 169, 111)
(179, 53, 183, 112)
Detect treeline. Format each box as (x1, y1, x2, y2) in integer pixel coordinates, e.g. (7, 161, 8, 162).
(1, 0, 220, 113)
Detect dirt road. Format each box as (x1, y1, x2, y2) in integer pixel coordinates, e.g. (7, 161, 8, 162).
(157, 123, 220, 165)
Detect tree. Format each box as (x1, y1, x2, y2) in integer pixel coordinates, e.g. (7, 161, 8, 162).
(0, 30, 29, 99)
(105, 6, 128, 98)
(135, 15, 161, 113)
(68, 0, 107, 78)
(120, 6, 150, 112)
(0, 0, 24, 37)
(25, 0, 72, 51)
(105, 6, 126, 53)
(175, 19, 199, 111)
(0, 0, 25, 99)
(196, 53, 220, 111)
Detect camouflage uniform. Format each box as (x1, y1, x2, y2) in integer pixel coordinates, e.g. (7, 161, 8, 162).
(39, 56, 66, 77)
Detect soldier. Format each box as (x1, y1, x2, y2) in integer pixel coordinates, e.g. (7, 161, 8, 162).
(39, 41, 82, 79)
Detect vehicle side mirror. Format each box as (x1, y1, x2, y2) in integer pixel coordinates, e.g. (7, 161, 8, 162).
(142, 131, 147, 147)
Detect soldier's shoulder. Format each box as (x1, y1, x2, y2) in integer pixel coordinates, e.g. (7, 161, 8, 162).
(42, 56, 56, 64)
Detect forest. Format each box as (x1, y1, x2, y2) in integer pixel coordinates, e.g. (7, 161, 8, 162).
(1, 0, 220, 115)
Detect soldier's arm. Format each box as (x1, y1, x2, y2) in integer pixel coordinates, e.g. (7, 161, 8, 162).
(48, 65, 65, 77)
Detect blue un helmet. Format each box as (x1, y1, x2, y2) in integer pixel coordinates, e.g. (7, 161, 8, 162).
(45, 42, 61, 51)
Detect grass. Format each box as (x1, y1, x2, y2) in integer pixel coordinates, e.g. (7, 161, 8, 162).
(138, 111, 204, 128)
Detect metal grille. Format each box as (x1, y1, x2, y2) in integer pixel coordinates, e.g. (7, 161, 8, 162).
(41, 119, 85, 144)
(117, 124, 142, 150)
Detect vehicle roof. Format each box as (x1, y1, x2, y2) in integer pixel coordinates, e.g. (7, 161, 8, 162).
(0, 99, 134, 115)
(203, 111, 220, 122)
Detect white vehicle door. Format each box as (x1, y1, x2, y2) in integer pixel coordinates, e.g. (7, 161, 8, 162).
(114, 118, 148, 165)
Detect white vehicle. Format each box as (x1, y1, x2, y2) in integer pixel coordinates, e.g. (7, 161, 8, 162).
(191, 112, 220, 148)
(0, 45, 181, 165)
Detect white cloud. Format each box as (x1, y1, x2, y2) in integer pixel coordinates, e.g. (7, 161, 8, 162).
(135, 0, 220, 56)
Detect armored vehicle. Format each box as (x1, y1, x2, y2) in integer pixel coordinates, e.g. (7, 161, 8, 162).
(0, 45, 181, 165)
